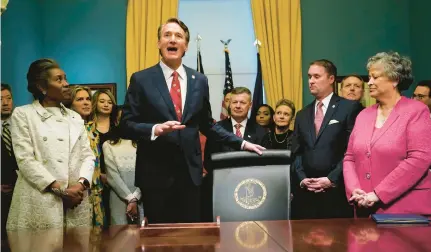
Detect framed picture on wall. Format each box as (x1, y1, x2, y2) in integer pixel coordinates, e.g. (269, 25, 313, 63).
(70, 83, 117, 101)
(335, 75, 376, 107)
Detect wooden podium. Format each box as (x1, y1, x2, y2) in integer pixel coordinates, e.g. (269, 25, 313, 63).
(140, 216, 221, 248)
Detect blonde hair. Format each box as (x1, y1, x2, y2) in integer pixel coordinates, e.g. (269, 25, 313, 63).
(71, 85, 92, 102)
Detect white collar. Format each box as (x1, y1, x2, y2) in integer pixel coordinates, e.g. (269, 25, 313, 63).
(316, 92, 334, 109)
(231, 117, 247, 128)
(159, 61, 186, 81)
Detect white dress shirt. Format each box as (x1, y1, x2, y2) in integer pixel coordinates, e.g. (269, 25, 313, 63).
(151, 62, 188, 140)
(159, 60, 187, 110)
(150, 62, 247, 149)
(315, 92, 334, 116)
(231, 118, 247, 137)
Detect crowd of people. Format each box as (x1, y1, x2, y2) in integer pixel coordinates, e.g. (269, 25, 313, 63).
(1, 17, 431, 250)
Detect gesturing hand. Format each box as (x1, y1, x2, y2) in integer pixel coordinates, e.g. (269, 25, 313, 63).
(154, 121, 186, 136)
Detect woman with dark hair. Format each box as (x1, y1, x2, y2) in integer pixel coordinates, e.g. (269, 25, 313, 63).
(255, 104, 275, 132)
(6, 59, 94, 250)
(103, 122, 144, 225)
(86, 89, 118, 228)
(344, 52, 431, 217)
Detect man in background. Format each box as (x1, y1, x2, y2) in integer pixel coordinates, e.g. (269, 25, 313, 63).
(1, 83, 18, 245)
(201, 87, 266, 221)
(292, 60, 362, 219)
(412, 80, 431, 116)
(340, 74, 365, 105)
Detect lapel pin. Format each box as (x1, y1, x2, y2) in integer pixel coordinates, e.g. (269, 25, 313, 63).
(332, 105, 335, 108)
(192, 75, 195, 79)
(248, 135, 251, 138)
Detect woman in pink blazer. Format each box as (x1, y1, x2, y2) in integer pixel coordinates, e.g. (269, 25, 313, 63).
(344, 52, 431, 217)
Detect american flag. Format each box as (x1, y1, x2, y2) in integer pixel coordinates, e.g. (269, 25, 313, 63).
(220, 44, 234, 120)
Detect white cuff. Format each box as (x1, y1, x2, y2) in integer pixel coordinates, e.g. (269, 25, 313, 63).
(241, 140, 247, 150)
(133, 188, 142, 200)
(125, 193, 135, 202)
(151, 124, 159, 141)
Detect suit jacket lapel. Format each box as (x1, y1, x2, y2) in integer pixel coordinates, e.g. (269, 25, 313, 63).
(363, 106, 377, 153)
(308, 101, 317, 142)
(370, 106, 399, 148)
(68, 113, 84, 151)
(182, 66, 196, 123)
(315, 95, 340, 142)
(153, 65, 177, 120)
(244, 120, 255, 142)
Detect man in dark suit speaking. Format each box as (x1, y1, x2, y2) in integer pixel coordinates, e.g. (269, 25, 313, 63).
(293, 59, 362, 219)
(120, 18, 264, 224)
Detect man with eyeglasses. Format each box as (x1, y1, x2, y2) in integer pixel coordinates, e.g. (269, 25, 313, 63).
(412, 80, 431, 118)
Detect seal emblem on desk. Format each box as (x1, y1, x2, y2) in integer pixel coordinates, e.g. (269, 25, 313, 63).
(234, 178, 267, 209)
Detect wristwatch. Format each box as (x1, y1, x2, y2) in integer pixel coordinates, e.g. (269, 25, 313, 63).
(78, 178, 90, 189)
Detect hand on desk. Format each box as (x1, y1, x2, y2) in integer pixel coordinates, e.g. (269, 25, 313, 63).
(155, 121, 186, 136)
(243, 141, 265, 155)
(301, 177, 333, 193)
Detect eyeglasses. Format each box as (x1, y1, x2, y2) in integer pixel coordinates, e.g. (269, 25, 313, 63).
(412, 94, 429, 100)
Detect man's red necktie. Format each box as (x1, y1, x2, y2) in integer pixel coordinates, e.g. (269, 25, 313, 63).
(235, 123, 243, 138)
(171, 71, 182, 121)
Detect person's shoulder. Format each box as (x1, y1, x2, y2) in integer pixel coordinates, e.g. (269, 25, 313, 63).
(337, 96, 358, 107)
(183, 65, 206, 80)
(296, 102, 313, 118)
(132, 64, 160, 78)
(14, 103, 33, 113)
(65, 107, 82, 119)
(216, 118, 231, 128)
(12, 103, 36, 118)
(397, 96, 430, 116)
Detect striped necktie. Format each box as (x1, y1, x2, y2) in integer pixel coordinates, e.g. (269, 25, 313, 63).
(2, 121, 12, 156)
(234, 123, 243, 138)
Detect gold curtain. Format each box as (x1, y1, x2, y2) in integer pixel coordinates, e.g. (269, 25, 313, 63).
(250, 0, 303, 111)
(126, 0, 179, 87)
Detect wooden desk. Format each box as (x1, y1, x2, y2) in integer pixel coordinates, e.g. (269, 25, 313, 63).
(5, 219, 431, 251)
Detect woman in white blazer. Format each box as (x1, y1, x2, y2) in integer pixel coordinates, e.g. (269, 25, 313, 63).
(6, 59, 95, 251)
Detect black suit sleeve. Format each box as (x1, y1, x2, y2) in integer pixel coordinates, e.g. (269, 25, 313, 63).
(198, 76, 243, 150)
(327, 101, 362, 184)
(292, 114, 307, 182)
(120, 73, 155, 140)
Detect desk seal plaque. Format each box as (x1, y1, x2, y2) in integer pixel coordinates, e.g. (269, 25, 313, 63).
(234, 178, 267, 210)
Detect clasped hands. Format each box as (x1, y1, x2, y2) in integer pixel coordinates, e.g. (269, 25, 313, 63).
(300, 177, 333, 193)
(349, 189, 380, 208)
(51, 181, 85, 209)
(126, 199, 138, 221)
(155, 121, 265, 155)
